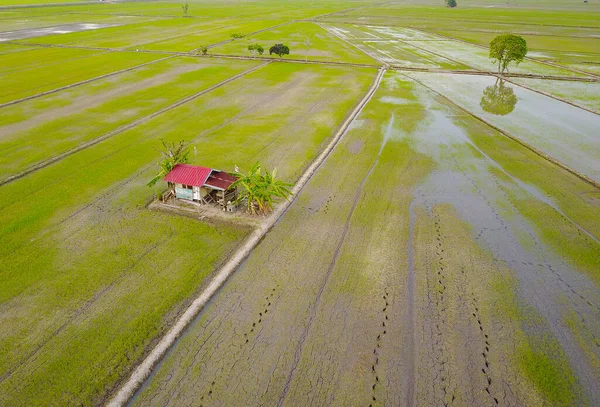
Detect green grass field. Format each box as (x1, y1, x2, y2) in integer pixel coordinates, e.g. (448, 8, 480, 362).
(0, 0, 599, 406)
(0, 58, 375, 405)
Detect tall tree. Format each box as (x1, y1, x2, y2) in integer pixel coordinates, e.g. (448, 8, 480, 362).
(269, 43, 290, 58)
(147, 139, 191, 187)
(181, 1, 189, 17)
(489, 34, 527, 74)
(231, 163, 292, 215)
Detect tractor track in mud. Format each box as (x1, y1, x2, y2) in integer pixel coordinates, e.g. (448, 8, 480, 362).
(368, 288, 390, 407)
(441, 159, 505, 404)
(190, 286, 278, 407)
(404, 199, 419, 407)
(0, 61, 271, 187)
(454, 132, 600, 314)
(427, 208, 456, 407)
(278, 146, 383, 407)
(445, 129, 600, 404)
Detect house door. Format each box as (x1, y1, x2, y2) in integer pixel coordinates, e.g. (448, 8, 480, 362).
(193, 186, 201, 201)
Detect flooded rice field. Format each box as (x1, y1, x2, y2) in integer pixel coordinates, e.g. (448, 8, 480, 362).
(323, 24, 592, 78)
(510, 77, 600, 112)
(0, 23, 118, 42)
(322, 23, 470, 69)
(405, 72, 600, 183)
(130, 72, 600, 406)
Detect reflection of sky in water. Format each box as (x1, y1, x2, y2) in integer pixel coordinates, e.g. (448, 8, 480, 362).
(0, 23, 117, 42)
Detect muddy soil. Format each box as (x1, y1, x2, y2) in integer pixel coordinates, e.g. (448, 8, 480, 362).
(130, 72, 600, 406)
(0, 23, 118, 42)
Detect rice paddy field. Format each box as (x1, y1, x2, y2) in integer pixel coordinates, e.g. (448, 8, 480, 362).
(0, 0, 599, 406)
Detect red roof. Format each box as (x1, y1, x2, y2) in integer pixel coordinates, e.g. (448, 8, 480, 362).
(205, 171, 238, 191)
(163, 164, 212, 187)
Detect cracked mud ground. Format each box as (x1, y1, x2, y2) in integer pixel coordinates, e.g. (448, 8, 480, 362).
(132, 73, 600, 406)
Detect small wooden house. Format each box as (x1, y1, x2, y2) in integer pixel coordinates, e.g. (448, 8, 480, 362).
(163, 164, 238, 209)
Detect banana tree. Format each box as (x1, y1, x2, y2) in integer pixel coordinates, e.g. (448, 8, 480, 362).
(147, 139, 191, 187)
(231, 163, 292, 215)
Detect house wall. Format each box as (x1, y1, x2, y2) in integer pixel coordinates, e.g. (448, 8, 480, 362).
(175, 183, 193, 200)
(174, 183, 209, 201)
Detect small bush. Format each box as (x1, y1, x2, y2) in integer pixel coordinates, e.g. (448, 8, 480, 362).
(248, 43, 265, 55)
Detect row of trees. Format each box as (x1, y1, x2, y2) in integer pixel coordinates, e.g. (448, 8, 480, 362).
(248, 44, 291, 57)
(197, 42, 290, 57)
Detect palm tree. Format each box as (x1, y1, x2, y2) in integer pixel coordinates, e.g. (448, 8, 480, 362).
(147, 139, 191, 187)
(231, 163, 292, 215)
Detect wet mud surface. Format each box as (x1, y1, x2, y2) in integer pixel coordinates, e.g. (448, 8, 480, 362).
(131, 72, 600, 406)
(0, 23, 118, 42)
(406, 72, 600, 183)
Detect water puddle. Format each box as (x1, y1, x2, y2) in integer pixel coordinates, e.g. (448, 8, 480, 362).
(407, 72, 600, 183)
(0, 23, 119, 42)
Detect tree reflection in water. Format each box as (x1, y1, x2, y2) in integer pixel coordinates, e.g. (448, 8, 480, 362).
(480, 78, 518, 115)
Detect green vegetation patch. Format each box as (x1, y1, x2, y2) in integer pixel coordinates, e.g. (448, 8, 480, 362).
(212, 21, 378, 64)
(0, 57, 261, 179)
(0, 49, 163, 104)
